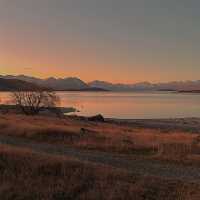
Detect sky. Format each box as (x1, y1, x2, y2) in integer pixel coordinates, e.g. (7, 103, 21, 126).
(0, 0, 200, 83)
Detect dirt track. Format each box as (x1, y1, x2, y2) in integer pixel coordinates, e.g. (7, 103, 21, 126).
(1, 135, 200, 183)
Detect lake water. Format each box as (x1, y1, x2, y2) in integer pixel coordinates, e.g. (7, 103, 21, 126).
(1, 91, 200, 119)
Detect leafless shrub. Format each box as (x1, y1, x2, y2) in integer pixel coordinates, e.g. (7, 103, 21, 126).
(10, 90, 60, 115)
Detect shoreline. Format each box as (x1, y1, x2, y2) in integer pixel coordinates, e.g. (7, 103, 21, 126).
(106, 117, 200, 133)
(1, 102, 200, 133)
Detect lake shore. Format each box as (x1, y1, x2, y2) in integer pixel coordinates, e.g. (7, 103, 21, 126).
(107, 117, 200, 133)
(1, 91, 200, 119)
(68, 113, 200, 133)
(1, 102, 200, 133)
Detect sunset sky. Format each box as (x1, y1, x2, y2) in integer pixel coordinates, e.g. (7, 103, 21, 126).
(0, 0, 200, 83)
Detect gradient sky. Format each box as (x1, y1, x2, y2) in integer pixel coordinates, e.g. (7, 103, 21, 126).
(0, 0, 200, 83)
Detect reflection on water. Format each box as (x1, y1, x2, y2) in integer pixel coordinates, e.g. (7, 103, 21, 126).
(1, 91, 200, 119)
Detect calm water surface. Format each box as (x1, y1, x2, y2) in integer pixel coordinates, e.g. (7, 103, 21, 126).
(1, 91, 200, 119)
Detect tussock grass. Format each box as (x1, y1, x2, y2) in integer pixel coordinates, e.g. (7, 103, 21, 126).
(0, 144, 200, 200)
(0, 114, 199, 158)
(158, 143, 192, 159)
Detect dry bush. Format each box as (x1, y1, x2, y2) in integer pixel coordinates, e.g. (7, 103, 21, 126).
(0, 145, 200, 200)
(10, 90, 60, 115)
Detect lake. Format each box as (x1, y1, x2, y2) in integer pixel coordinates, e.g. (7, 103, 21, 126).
(0, 91, 200, 119)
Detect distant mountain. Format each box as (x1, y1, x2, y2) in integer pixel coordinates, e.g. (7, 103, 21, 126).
(0, 75, 90, 91)
(155, 81, 200, 91)
(89, 80, 200, 91)
(88, 80, 155, 91)
(42, 77, 89, 90)
(0, 78, 41, 91)
(2, 75, 200, 92)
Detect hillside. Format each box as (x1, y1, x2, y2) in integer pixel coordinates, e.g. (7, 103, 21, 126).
(0, 78, 41, 91)
(0, 75, 89, 90)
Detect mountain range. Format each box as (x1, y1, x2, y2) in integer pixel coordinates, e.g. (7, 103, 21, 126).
(0, 75, 105, 91)
(0, 78, 41, 91)
(1, 75, 200, 92)
(89, 80, 200, 91)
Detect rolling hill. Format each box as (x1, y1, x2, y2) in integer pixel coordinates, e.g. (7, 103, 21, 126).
(0, 75, 91, 91)
(0, 78, 41, 91)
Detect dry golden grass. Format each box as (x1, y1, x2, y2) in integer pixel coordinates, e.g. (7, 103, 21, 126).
(0, 144, 200, 200)
(0, 114, 199, 158)
(1, 115, 200, 199)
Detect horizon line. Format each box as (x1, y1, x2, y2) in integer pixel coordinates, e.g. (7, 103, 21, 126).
(1, 73, 200, 85)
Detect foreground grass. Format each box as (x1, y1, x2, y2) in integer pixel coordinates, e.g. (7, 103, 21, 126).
(0, 144, 200, 200)
(0, 114, 199, 158)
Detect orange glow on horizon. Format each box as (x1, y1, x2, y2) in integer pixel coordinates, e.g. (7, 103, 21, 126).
(1, 52, 153, 84)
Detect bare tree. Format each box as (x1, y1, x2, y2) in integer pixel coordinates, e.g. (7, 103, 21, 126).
(10, 90, 60, 115)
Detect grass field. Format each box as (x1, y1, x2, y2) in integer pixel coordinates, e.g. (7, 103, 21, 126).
(1, 114, 200, 199)
(0, 114, 199, 158)
(0, 144, 200, 200)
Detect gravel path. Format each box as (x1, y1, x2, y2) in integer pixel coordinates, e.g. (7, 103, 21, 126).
(0, 135, 200, 182)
